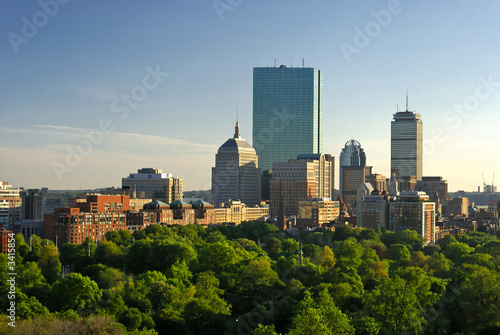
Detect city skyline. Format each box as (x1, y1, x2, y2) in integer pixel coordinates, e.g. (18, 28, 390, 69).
(1, 1, 499, 192)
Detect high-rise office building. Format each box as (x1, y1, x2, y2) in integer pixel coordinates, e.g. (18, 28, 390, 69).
(270, 154, 333, 217)
(253, 65, 323, 173)
(339, 140, 369, 212)
(122, 168, 183, 203)
(212, 122, 261, 207)
(391, 102, 423, 180)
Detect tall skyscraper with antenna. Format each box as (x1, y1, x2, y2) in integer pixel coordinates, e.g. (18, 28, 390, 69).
(252, 65, 323, 173)
(391, 95, 423, 180)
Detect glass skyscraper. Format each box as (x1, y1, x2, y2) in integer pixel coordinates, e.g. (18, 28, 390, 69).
(391, 110, 423, 180)
(252, 66, 323, 173)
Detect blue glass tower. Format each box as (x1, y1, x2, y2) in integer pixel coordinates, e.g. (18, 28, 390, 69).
(252, 66, 323, 173)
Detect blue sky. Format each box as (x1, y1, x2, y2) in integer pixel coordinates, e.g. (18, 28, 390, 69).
(1, 0, 499, 192)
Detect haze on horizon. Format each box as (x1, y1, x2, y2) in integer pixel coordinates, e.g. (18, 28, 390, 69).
(1, 1, 499, 193)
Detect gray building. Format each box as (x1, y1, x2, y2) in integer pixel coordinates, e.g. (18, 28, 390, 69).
(391, 104, 423, 180)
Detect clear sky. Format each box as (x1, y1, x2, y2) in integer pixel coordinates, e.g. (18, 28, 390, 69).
(1, 0, 499, 192)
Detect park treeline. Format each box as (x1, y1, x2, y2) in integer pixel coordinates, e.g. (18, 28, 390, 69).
(1, 222, 500, 335)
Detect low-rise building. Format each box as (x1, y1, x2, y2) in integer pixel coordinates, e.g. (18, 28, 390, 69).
(296, 198, 339, 229)
(214, 200, 269, 225)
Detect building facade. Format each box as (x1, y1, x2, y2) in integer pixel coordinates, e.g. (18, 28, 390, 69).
(365, 171, 388, 193)
(0, 182, 22, 231)
(417, 176, 448, 205)
(44, 194, 130, 247)
(297, 198, 340, 228)
(270, 154, 333, 217)
(389, 191, 435, 244)
(357, 192, 390, 230)
(213, 200, 269, 225)
(391, 108, 423, 180)
(447, 197, 469, 218)
(339, 140, 368, 213)
(122, 168, 183, 203)
(253, 66, 323, 172)
(212, 122, 261, 207)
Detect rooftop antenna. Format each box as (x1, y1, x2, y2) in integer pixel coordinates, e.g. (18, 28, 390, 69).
(406, 90, 409, 112)
(236, 104, 239, 123)
(302, 58, 305, 67)
(274, 58, 276, 67)
(291, 56, 293, 67)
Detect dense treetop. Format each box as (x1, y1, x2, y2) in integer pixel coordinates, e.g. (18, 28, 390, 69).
(1, 223, 499, 334)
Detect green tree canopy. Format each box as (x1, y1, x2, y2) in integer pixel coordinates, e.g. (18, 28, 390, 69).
(50, 273, 102, 312)
(288, 289, 354, 335)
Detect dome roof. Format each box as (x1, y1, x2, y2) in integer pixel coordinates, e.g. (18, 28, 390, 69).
(217, 121, 256, 152)
(339, 138, 366, 167)
(220, 138, 253, 149)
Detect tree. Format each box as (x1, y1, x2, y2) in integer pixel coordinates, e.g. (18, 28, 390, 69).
(474, 240, 500, 258)
(314, 246, 336, 271)
(456, 231, 496, 248)
(16, 292, 50, 319)
(183, 272, 231, 334)
(443, 242, 473, 263)
(438, 234, 456, 250)
(385, 244, 411, 269)
(165, 261, 193, 288)
(288, 289, 354, 335)
(252, 324, 279, 335)
(358, 229, 380, 242)
(281, 238, 299, 256)
(240, 258, 283, 292)
(425, 252, 453, 278)
(263, 237, 282, 259)
(422, 244, 441, 255)
(105, 229, 133, 246)
(334, 225, 357, 241)
(59, 242, 86, 271)
(197, 240, 243, 273)
(16, 262, 46, 292)
(50, 273, 102, 312)
(95, 266, 125, 289)
(459, 264, 500, 331)
(94, 240, 124, 268)
(410, 251, 427, 268)
(364, 276, 424, 334)
(38, 245, 61, 284)
(124, 239, 154, 274)
(351, 317, 381, 335)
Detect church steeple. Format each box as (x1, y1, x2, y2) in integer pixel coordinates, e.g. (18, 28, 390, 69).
(234, 121, 240, 139)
